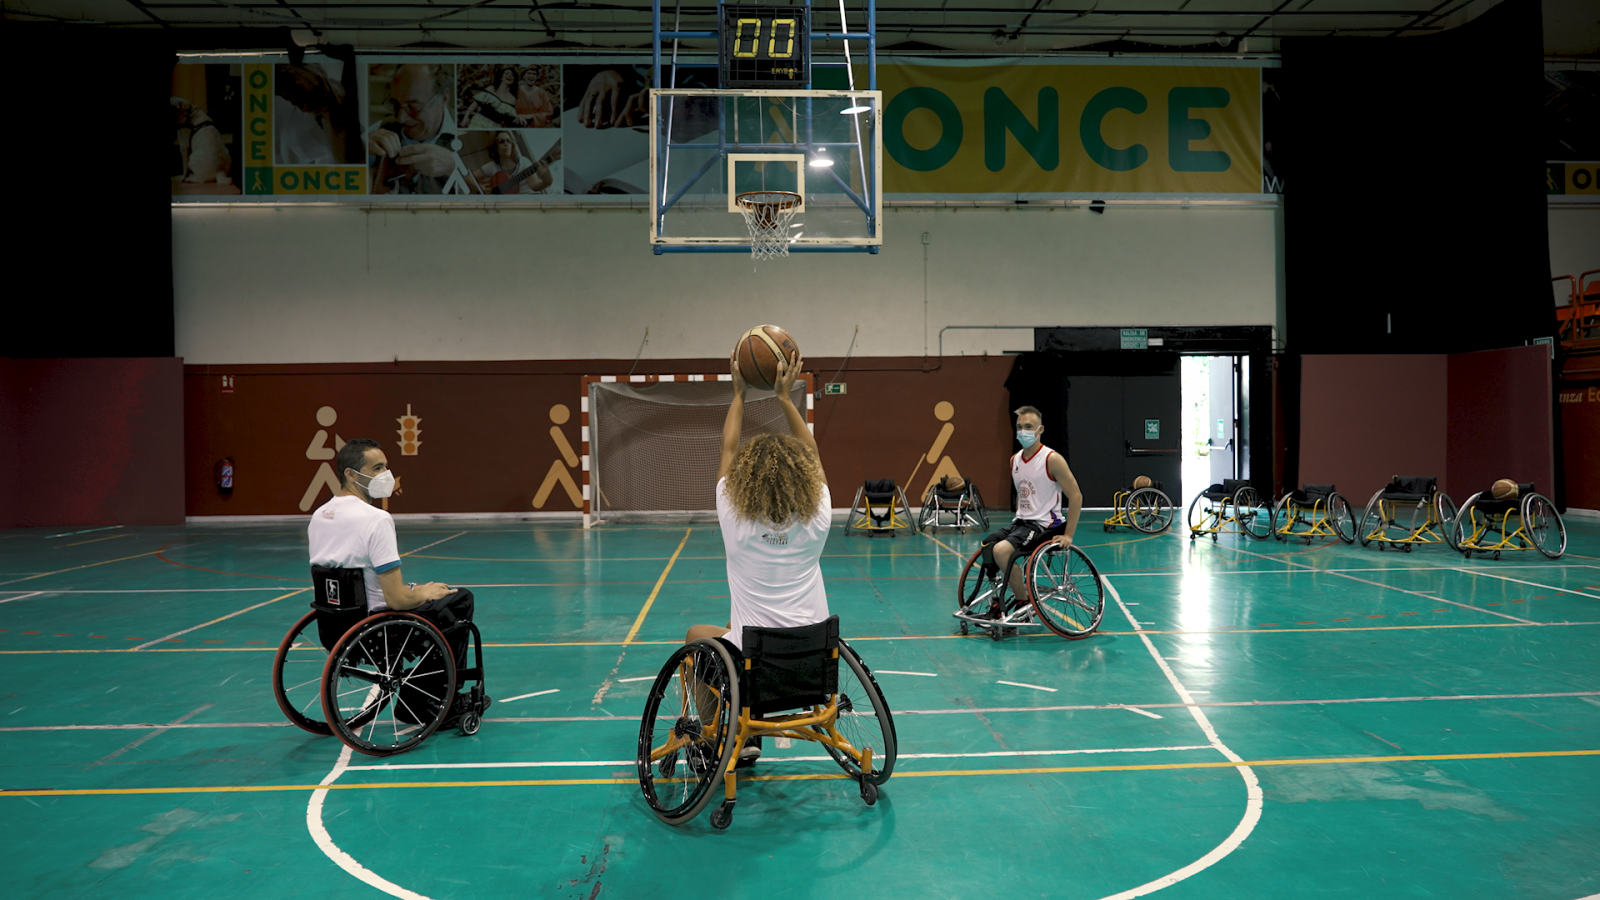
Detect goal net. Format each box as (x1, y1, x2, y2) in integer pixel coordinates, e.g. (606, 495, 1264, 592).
(582, 374, 814, 526)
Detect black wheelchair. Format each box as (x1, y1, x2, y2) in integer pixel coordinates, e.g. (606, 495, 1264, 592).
(918, 476, 990, 534)
(953, 536, 1106, 640)
(1450, 482, 1567, 560)
(637, 616, 896, 830)
(845, 479, 917, 537)
(272, 566, 489, 757)
(1270, 483, 1356, 544)
(1188, 478, 1272, 541)
(1358, 476, 1458, 552)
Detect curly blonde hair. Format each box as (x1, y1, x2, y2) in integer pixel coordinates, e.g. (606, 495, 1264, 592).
(724, 433, 824, 528)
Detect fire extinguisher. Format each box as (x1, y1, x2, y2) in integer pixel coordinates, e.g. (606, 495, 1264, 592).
(215, 458, 235, 495)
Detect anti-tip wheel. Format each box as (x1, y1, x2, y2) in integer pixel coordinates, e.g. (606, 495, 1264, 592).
(860, 778, 879, 806)
(459, 712, 480, 736)
(710, 803, 733, 830)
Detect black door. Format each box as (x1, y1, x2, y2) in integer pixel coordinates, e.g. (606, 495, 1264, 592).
(1064, 371, 1182, 506)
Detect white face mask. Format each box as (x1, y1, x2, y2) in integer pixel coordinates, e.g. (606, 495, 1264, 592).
(1016, 430, 1039, 449)
(355, 469, 396, 499)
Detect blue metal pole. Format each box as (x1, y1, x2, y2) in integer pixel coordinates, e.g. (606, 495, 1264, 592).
(652, 0, 661, 88)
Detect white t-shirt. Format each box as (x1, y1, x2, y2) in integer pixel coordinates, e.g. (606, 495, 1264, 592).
(715, 477, 832, 651)
(307, 495, 402, 612)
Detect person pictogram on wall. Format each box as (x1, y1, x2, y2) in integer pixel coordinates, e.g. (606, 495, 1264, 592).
(907, 400, 963, 502)
(299, 405, 346, 512)
(533, 403, 583, 509)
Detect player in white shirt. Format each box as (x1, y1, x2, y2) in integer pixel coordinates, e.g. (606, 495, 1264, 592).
(686, 351, 831, 765)
(967, 405, 1083, 610)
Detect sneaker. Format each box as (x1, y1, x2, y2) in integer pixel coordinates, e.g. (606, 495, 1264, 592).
(736, 740, 762, 769)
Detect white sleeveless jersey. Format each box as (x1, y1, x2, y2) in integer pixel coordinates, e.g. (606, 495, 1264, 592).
(1011, 445, 1064, 527)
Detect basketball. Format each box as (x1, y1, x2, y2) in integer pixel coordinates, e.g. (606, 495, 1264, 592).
(735, 325, 800, 392)
(1491, 478, 1519, 500)
(1132, 475, 1152, 489)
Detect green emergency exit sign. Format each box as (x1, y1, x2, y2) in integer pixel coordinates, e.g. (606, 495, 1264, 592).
(1144, 419, 1160, 439)
(1120, 328, 1149, 350)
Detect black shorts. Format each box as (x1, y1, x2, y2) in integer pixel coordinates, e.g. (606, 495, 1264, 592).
(983, 520, 1066, 559)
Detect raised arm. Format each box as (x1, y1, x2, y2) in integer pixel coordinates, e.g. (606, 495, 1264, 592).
(1048, 452, 1083, 548)
(773, 354, 826, 486)
(717, 351, 747, 482)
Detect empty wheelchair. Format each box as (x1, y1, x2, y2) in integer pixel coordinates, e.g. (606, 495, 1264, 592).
(1358, 476, 1458, 552)
(918, 476, 989, 534)
(637, 616, 895, 830)
(1103, 478, 1174, 534)
(953, 537, 1105, 640)
(272, 566, 489, 756)
(1270, 483, 1356, 544)
(1450, 481, 1567, 560)
(1187, 478, 1272, 541)
(845, 478, 916, 537)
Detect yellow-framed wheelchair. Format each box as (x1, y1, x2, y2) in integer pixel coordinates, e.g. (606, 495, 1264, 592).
(636, 616, 896, 830)
(1450, 481, 1567, 560)
(845, 478, 916, 537)
(1187, 478, 1272, 541)
(918, 476, 990, 534)
(1357, 476, 1458, 552)
(1103, 478, 1174, 534)
(272, 566, 489, 757)
(1270, 483, 1356, 544)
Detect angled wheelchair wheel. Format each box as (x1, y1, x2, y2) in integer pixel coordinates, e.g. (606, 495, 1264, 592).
(970, 486, 990, 532)
(1435, 493, 1460, 550)
(823, 640, 897, 786)
(956, 546, 1003, 622)
(1270, 494, 1292, 541)
(322, 613, 457, 757)
(1233, 486, 1272, 541)
(918, 493, 938, 532)
(1128, 488, 1173, 534)
(1450, 493, 1482, 551)
(1186, 493, 1216, 537)
(1025, 543, 1105, 639)
(273, 610, 332, 735)
(637, 638, 741, 826)
(1357, 489, 1386, 547)
(1328, 492, 1357, 544)
(1522, 493, 1567, 559)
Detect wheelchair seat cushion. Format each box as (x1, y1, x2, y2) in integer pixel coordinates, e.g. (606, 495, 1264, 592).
(1302, 483, 1334, 502)
(1475, 483, 1535, 516)
(740, 615, 840, 716)
(1382, 476, 1436, 501)
(863, 479, 899, 502)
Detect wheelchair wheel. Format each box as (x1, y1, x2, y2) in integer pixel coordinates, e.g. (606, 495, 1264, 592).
(918, 493, 937, 532)
(956, 546, 1004, 619)
(1127, 488, 1173, 534)
(1435, 493, 1460, 549)
(1269, 494, 1292, 541)
(1233, 486, 1272, 540)
(273, 610, 332, 735)
(1522, 493, 1567, 559)
(1025, 543, 1105, 639)
(1357, 489, 1386, 547)
(1328, 492, 1356, 544)
(823, 640, 897, 786)
(637, 638, 741, 826)
(1186, 493, 1216, 537)
(970, 486, 990, 532)
(322, 613, 457, 757)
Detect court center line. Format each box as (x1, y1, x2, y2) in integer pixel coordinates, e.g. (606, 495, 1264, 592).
(1100, 574, 1263, 900)
(1453, 567, 1600, 601)
(10, 749, 1595, 798)
(131, 589, 311, 650)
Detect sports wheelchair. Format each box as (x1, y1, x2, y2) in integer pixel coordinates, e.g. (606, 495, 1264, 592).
(1270, 483, 1356, 544)
(636, 616, 895, 830)
(1102, 478, 1174, 534)
(953, 536, 1105, 640)
(1450, 482, 1567, 560)
(1357, 476, 1458, 552)
(1187, 479, 1272, 541)
(845, 479, 916, 537)
(918, 476, 990, 534)
(272, 566, 489, 757)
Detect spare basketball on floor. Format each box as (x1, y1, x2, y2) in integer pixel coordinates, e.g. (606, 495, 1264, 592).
(1491, 478, 1519, 500)
(1132, 475, 1152, 489)
(735, 325, 800, 391)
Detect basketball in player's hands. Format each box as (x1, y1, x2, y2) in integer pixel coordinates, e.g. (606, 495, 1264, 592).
(735, 325, 800, 392)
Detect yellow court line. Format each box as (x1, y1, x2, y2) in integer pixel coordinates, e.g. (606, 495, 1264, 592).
(621, 528, 692, 645)
(6, 748, 1594, 798)
(63, 534, 132, 548)
(0, 549, 165, 587)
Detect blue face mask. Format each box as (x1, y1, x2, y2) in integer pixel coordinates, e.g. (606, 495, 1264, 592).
(1017, 430, 1038, 449)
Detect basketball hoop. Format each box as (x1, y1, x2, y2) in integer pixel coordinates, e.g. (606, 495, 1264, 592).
(735, 191, 802, 261)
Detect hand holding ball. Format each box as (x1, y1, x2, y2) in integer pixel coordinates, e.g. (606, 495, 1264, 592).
(734, 325, 800, 392)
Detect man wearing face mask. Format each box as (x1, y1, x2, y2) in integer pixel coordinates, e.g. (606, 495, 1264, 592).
(308, 438, 483, 717)
(974, 406, 1083, 607)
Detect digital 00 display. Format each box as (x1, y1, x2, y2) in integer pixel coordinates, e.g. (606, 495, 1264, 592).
(719, 6, 811, 88)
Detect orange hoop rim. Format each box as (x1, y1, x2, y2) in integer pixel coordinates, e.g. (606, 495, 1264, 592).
(735, 190, 802, 211)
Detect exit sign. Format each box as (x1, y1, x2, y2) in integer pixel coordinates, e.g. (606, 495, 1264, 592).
(1144, 419, 1160, 439)
(1120, 328, 1149, 350)
(824, 383, 847, 395)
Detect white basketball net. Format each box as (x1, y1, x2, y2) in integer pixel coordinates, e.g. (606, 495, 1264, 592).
(736, 191, 802, 261)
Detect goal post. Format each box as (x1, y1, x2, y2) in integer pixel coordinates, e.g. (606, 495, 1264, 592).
(580, 373, 815, 527)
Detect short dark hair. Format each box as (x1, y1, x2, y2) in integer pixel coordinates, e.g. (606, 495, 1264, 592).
(336, 438, 383, 487)
(1013, 405, 1043, 422)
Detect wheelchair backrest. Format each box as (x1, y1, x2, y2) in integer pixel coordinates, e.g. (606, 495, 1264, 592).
(1476, 483, 1536, 514)
(863, 479, 898, 501)
(311, 565, 369, 613)
(1302, 483, 1334, 501)
(1383, 476, 1436, 500)
(740, 615, 841, 716)
(1222, 478, 1250, 494)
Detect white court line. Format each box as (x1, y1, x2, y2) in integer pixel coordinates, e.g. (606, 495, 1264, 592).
(1124, 707, 1164, 719)
(132, 590, 309, 650)
(1095, 575, 1263, 900)
(1454, 568, 1600, 602)
(0, 591, 47, 605)
(616, 676, 656, 683)
(500, 689, 559, 702)
(401, 532, 468, 557)
(997, 680, 1057, 692)
(877, 670, 938, 677)
(342, 744, 1214, 771)
(1102, 564, 1600, 577)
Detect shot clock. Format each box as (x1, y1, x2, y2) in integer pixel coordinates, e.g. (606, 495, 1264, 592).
(719, 6, 811, 88)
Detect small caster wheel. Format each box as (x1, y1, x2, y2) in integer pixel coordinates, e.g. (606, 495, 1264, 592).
(1189, 534, 1196, 542)
(958, 620, 969, 635)
(1492, 551, 1500, 560)
(859, 778, 878, 806)
(459, 712, 480, 736)
(1211, 534, 1218, 543)
(989, 625, 1002, 642)
(710, 803, 733, 830)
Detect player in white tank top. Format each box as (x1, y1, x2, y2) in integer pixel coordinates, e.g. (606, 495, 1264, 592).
(987, 406, 1084, 602)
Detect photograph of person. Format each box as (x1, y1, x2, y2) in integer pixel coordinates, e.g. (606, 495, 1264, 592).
(457, 63, 560, 129)
(366, 63, 460, 195)
(275, 60, 361, 165)
(171, 63, 241, 195)
(458, 130, 562, 195)
(559, 64, 712, 195)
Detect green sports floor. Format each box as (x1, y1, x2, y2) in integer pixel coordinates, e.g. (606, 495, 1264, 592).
(3, 515, 1598, 900)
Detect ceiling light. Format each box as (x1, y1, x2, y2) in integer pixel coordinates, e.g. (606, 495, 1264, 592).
(840, 105, 872, 115)
(808, 154, 834, 168)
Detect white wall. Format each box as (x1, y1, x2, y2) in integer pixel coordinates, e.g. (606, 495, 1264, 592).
(172, 204, 1284, 364)
(1549, 206, 1600, 288)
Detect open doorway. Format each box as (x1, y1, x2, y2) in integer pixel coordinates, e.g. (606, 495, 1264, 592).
(1180, 355, 1248, 514)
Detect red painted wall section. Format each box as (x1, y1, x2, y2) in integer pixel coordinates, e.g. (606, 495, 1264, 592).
(1446, 345, 1554, 502)
(1300, 355, 1448, 500)
(4, 359, 185, 528)
(182, 356, 1017, 516)
(0, 361, 20, 530)
(1558, 365, 1600, 511)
